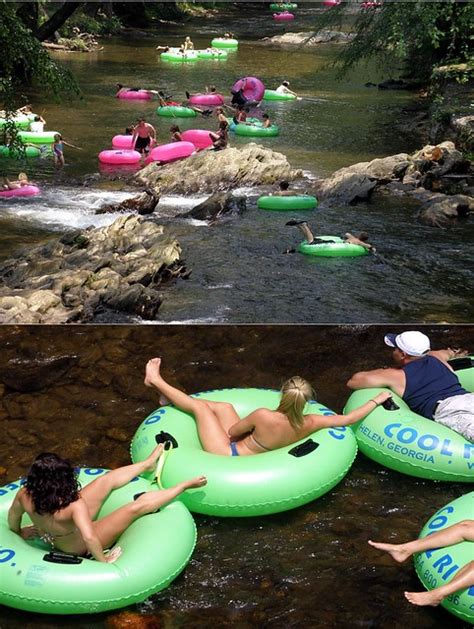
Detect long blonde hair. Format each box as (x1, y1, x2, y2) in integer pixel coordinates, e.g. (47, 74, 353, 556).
(276, 376, 315, 430)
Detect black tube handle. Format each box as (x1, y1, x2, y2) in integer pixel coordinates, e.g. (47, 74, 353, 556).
(43, 551, 82, 564)
(382, 397, 399, 411)
(288, 439, 319, 458)
(154, 431, 178, 449)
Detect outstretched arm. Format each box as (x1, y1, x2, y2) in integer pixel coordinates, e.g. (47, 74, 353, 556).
(309, 391, 393, 430)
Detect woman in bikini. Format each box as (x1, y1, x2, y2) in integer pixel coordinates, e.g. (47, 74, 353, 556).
(8, 449, 206, 562)
(144, 358, 392, 456)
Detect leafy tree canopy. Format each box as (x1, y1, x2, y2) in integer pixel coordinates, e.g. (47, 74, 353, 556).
(314, 0, 474, 80)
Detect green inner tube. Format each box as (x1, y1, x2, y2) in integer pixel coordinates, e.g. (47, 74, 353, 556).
(343, 357, 474, 482)
(197, 49, 228, 59)
(18, 131, 58, 144)
(156, 106, 197, 118)
(415, 492, 474, 623)
(161, 51, 199, 62)
(263, 90, 296, 101)
(270, 3, 297, 10)
(210, 38, 239, 48)
(0, 145, 41, 158)
(258, 195, 317, 211)
(0, 469, 197, 614)
(0, 116, 33, 130)
(234, 123, 279, 137)
(131, 388, 358, 517)
(298, 236, 369, 257)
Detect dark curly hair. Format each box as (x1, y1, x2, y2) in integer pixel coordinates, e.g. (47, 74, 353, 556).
(25, 453, 80, 515)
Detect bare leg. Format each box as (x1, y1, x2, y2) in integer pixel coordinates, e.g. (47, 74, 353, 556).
(405, 561, 474, 607)
(205, 400, 241, 432)
(93, 476, 207, 549)
(368, 520, 474, 563)
(297, 222, 315, 243)
(81, 444, 164, 519)
(144, 358, 233, 455)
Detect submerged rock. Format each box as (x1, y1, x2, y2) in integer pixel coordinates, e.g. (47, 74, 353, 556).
(417, 194, 473, 228)
(178, 192, 247, 222)
(136, 143, 302, 195)
(96, 190, 159, 215)
(0, 215, 188, 324)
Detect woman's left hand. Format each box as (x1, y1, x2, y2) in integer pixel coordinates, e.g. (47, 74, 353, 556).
(20, 525, 39, 539)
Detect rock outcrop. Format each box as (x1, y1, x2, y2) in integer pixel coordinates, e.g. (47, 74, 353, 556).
(261, 31, 354, 47)
(136, 143, 302, 195)
(0, 215, 189, 324)
(317, 141, 473, 226)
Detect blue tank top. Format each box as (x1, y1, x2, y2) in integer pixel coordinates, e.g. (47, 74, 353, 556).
(402, 356, 467, 419)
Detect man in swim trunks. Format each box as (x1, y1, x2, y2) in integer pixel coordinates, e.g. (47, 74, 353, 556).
(347, 331, 473, 441)
(132, 118, 156, 154)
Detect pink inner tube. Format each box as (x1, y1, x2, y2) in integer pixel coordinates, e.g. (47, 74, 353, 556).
(189, 93, 225, 106)
(273, 12, 294, 20)
(98, 149, 142, 165)
(0, 185, 40, 198)
(181, 129, 214, 150)
(117, 90, 152, 101)
(323, 0, 340, 5)
(112, 135, 134, 149)
(148, 141, 195, 163)
(232, 77, 265, 103)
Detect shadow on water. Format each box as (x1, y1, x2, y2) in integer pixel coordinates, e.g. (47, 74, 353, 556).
(0, 325, 472, 628)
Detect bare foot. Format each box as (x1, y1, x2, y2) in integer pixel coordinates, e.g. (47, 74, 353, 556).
(185, 475, 207, 490)
(404, 590, 443, 607)
(144, 357, 162, 388)
(143, 444, 164, 473)
(368, 540, 410, 563)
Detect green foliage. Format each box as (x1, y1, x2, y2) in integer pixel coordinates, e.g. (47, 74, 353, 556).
(313, 1, 474, 81)
(61, 11, 123, 36)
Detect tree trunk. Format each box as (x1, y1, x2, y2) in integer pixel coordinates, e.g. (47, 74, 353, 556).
(16, 2, 39, 32)
(35, 2, 85, 42)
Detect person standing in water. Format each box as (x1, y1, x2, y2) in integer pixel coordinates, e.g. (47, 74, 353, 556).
(132, 118, 157, 155)
(52, 134, 82, 167)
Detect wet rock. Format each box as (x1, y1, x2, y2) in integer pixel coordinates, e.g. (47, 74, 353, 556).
(317, 173, 377, 205)
(0, 355, 78, 392)
(0, 216, 188, 323)
(106, 428, 130, 443)
(178, 192, 247, 221)
(106, 610, 161, 629)
(260, 30, 354, 47)
(96, 190, 160, 216)
(136, 143, 302, 195)
(418, 194, 473, 228)
(451, 115, 474, 151)
(378, 79, 421, 90)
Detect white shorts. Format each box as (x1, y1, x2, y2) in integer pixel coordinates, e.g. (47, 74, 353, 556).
(434, 393, 474, 442)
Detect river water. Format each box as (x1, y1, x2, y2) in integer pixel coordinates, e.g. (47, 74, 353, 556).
(0, 5, 472, 323)
(0, 324, 472, 628)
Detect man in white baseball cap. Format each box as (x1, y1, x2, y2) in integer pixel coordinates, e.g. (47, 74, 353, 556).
(347, 331, 473, 441)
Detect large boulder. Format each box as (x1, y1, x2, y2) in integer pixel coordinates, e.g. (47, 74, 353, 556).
(136, 143, 302, 195)
(178, 192, 247, 222)
(96, 190, 159, 215)
(316, 154, 410, 205)
(261, 31, 354, 47)
(0, 215, 188, 323)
